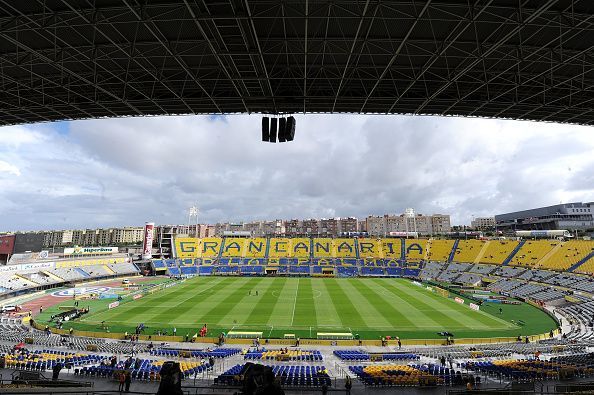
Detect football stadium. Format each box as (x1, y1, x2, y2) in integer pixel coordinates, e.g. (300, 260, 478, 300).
(1, 1, 594, 394)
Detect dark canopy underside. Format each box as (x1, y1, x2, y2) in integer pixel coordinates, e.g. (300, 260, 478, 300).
(0, 0, 593, 126)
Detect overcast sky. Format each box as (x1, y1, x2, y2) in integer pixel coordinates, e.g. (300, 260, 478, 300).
(0, 114, 593, 232)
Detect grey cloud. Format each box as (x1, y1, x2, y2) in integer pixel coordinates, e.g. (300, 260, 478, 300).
(0, 114, 592, 231)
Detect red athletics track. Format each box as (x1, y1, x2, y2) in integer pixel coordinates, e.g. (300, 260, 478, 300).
(18, 276, 165, 318)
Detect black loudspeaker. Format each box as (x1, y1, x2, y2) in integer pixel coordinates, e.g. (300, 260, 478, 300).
(261, 117, 270, 142)
(269, 118, 278, 143)
(278, 117, 287, 142)
(157, 361, 183, 395)
(240, 363, 283, 395)
(286, 116, 296, 141)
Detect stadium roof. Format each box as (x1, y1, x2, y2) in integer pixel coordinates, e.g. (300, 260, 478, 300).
(0, 0, 592, 126)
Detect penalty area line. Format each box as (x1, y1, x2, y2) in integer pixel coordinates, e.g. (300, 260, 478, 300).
(290, 278, 299, 326)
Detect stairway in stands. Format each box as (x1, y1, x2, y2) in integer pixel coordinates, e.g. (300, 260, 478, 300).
(447, 240, 459, 263)
(568, 251, 594, 272)
(75, 268, 90, 278)
(501, 240, 526, 266)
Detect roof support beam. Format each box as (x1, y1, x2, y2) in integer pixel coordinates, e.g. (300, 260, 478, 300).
(414, 0, 558, 114)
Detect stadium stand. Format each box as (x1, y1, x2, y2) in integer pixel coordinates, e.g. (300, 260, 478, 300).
(334, 350, 419, 361)
(150, 348, 240, 358)
(215, 364, 331, 388)
(349, 364, 469, 386)
(509, 240, 559, 268)
(452, 240, 484, 263)
(0, 273, 35, 291)
(404, 239, 427, 262)
(83, 358, 210, 380)
(244, 349, 323, 361)
(463, 359, 593, 380)
(426, 239, 455, 262)
(478, 240, 520, 265)
(3, 349, 103, 370)
(540, 240, 594, 271)
(573, 252, 594, 275)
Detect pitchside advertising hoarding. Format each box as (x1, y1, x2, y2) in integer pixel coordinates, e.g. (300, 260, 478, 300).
(0, 261, 55, 273)
(63, 246, 118, 255)
(142, 222, 154, 259)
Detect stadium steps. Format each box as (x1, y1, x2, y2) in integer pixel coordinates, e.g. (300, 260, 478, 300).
(103, 265, 116, 275)
(502, 240, 526, 266)
(567, 251, 594, 273)
(75, 268, 91, 278)
(354, 239, 360, 259)
(42, 270, 64, 282)
(423, 242, 430, 261)
(13, 274, 38, 286)
(473, 241, 491, 264)
(447, 240, 459, 263)
(536, 243, 564, 268)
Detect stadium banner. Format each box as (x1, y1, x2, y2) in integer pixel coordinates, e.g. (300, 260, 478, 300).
(142, 222, 155, 260)
(412, 281, 422, 287)
(454, 297, 464, 304)
(469, 303, 480, 311)
(108, 301, 119, 309)
(174, 237, 201, 259)
(133, 294, 143, 300)
(99, 293, 118, 299)
(331, 238, 357, 258)
(64, 246, 118, 255)
(0, 261, 55, 273)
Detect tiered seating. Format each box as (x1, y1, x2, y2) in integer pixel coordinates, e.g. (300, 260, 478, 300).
(550, 354, 594, 369)
(19, 272, 57, 286)
(0, 273, 32, 291)
(83, 359, 209, 380)
(3, 349, 103, 370)
(337, 266, 358, 277)
(426, 239, 455, 262)
(245, 349, 323, 361)
(289, 266, 310, 275)
(150, 348, 240, 358)
(349, 364, 449, 386)
(107, 262, 138, 275)
(468, 264, 497, 275)
(517, 269, 556, 282)
(332, 238, 358, 258)
(464, 359, 592, 380)
(404, 239, 427, 262)
(83, 265, 111, 277)
(573, 252, 594, 275)
(201, 237, 223, 258)
(541, 241, 594, 271)
(455, 272, 482, 285)
(360, 267, 385, 276)
(334, 350, 418, 361)
(479, 240, 519, 265)
(215, 364, 331, 387)
(435, 262, 472, 283)
(452, 240, 484, 263)
(510, 240, 558, 268)
(152, 260, 165, 268)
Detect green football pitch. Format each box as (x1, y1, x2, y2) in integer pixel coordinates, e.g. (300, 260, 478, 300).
(44, 277, 557, 340)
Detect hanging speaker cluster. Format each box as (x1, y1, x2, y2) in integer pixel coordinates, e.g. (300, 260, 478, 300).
(262, 116, 296, 143)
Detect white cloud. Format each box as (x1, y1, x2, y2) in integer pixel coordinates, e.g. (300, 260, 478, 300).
(0, 114, 592, 231)
(0, 161, 20, 176)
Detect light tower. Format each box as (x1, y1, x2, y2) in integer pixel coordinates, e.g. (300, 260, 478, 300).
(404, 208, 417, 235)
(188, 205, 199, 237)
